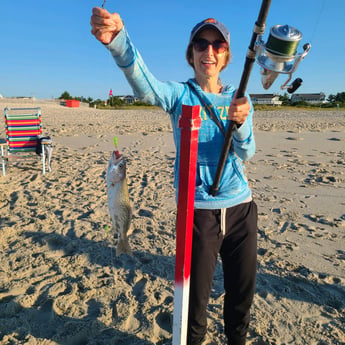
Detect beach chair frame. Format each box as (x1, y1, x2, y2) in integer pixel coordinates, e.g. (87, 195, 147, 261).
(1, 107, 50, 176)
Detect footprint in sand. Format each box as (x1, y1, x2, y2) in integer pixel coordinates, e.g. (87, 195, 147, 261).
(155, 311, 172, 333)
(133, 277, 148, 303)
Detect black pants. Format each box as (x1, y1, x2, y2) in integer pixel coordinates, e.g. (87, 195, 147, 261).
(187, 201, 257, 345)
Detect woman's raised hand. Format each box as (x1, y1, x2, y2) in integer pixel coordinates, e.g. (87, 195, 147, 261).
(90, 7, 124, 44)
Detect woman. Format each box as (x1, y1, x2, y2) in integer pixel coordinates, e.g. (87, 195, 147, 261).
(91, 9, 257, 345)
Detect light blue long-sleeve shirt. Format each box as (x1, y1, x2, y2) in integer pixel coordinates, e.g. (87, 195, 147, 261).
(106, 28, 256, 209)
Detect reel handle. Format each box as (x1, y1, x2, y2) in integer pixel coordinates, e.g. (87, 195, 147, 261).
(287, 78, 303, 94)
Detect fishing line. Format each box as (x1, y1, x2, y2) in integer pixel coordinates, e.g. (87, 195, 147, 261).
(308, 0, 326, 45)
(99, 0, 120, 300)
(265, 30, 300, 56)
(100, 0, 114, 107)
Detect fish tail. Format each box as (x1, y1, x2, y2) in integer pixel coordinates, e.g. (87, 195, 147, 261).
(116, 236, 132, 256)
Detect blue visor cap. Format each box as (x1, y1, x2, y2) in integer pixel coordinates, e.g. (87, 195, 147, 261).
(189, 18, 230, 44)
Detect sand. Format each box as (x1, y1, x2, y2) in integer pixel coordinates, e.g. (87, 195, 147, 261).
(0, 98, 344, 345)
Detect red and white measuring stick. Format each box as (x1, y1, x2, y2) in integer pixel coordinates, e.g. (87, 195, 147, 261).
(173, 105, 201, 345)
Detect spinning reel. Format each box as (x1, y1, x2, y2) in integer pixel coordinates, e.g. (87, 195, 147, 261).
(210, 0, 312, 197)
(256, 24, 311, 93)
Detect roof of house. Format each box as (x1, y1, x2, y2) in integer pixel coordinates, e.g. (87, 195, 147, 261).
(291, 92, 325, 100)
(250, 94, 279, 99)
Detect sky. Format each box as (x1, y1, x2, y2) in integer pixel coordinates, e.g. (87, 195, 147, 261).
(1, 0, 344, 100)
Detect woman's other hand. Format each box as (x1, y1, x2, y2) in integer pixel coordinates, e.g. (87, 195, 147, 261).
(228, 96, 251, 125)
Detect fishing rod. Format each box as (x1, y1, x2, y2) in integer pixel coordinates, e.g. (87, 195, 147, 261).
(209, 0, 311, 196)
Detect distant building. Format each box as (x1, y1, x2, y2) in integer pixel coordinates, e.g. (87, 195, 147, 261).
(117, 95, 138, 104)
(124, 95, 136, 104)
(290, 92, 326, 104)
(250, 94, 282, 106)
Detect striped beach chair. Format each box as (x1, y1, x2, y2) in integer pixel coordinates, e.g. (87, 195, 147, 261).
(1, 107, 50, 175)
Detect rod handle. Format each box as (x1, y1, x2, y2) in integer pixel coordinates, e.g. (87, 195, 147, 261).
(209, 120, 237, 196)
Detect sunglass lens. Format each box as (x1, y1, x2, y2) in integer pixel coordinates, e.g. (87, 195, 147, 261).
(193, 39, 228, 53)
(193, 39, 209, 52)
(214, 41, 228, 53)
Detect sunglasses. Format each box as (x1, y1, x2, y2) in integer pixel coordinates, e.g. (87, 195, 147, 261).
(192, 38, 228, 54)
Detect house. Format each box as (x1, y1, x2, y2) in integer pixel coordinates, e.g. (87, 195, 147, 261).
(290, 92, 326, 104)
(250, 94, 282, 106)
(124, 95, 136, 104)
(117, 95, 138, 104)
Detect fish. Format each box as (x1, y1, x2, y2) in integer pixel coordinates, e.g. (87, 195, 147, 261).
(106, 151, 132, 256)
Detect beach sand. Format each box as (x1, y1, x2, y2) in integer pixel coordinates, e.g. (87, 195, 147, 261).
(0, 99, 344, 345)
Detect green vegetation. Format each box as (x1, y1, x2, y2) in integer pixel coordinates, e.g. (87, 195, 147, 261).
(327, 92, 345, 108)
(58, 91, 345, 110)
(253, 104, 338, 111)
(276, 92, 344, 109)
(59, 91, 73, 100)
(57, 91, 156, 109)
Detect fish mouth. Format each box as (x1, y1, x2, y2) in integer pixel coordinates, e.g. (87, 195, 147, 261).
(112, 151, 123, 163)
(113, 150, 121, 158)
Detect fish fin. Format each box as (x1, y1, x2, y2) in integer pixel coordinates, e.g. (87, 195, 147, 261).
(116, 236, 132, 256)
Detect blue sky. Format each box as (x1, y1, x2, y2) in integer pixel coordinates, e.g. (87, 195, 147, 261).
(1, 0, 343, 100)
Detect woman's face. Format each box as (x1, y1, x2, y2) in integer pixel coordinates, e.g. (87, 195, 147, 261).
(190, 29, 229, 81)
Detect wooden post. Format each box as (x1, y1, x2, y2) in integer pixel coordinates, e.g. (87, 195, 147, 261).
(173, 105, 201, 345)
